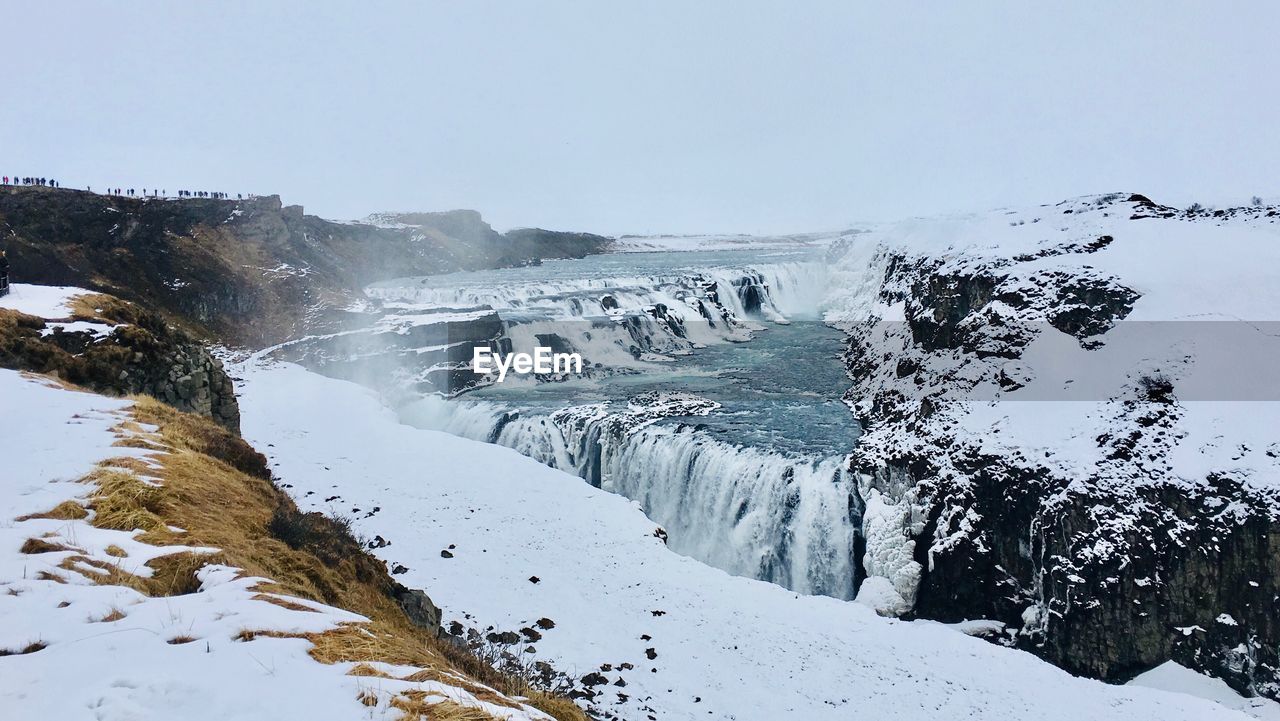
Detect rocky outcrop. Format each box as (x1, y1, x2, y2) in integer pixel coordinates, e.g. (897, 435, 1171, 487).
(0, 293, 240, 431)
(838, 193, 1280, 699)
(0, 186, 611, 345)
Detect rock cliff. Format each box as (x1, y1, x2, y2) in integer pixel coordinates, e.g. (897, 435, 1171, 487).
(0, 186, 610, 346)
(0, 292, 240, 431)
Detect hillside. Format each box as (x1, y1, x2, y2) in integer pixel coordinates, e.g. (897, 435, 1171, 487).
(0, 186, 611, 345)
(0, 289, 585, 720)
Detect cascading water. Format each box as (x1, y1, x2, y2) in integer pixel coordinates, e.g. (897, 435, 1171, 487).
(375, 249, 866, 600)
(404, 393, 859, 597)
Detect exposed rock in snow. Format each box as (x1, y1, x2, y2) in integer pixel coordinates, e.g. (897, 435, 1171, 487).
(0, 285, 240, 431)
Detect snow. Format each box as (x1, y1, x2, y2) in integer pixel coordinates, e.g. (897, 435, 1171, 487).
(0, 368, 547, 721)
(1130, 662, 1280, 720)
(234, 358, 1251, 721)
(38, 320, 118, 339)
(0, 283, 89, 318)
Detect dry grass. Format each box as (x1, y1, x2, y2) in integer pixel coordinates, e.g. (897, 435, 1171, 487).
(250, 594, 318, 613)
(0, 641, 48, 657)
(51, 395, 588, 720)
(15, 500, 88, 522)
(104, 545, 128, 558)
(392, 696, 500, 721)
(167, 635, 198, 645)
(520, 695, 589, 721)
(19, 538, 74, 554)
(68, 293, 129, 324)
(349, 663, 393, 679)
(92, 607, 127, 623)
(87, 469, 167, 534)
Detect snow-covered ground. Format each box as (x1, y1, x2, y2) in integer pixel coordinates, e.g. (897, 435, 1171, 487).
(234, 357, 1252, 720)
(0, 282, 86, 317)
(0, 292, 551, 721)
(0, 370, 374, 720)
(1131, 662, 1280, 721)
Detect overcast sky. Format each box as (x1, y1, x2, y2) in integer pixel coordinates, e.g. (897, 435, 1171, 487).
(5, 2, 1278, 234)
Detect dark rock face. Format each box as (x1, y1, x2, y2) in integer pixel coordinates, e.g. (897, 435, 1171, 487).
(906, 442, 1280, 697)
(0, 186, 611, 345)
(0, 296, 240, 432)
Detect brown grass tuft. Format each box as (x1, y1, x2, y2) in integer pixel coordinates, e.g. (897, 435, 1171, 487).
(526, 695, 590, 721)
(391, 697, 499, 721)
(57, 551, 213, 597)
(93, 607, 127, 623)
(104, 544, 128, 558)
(19, 538, 74, 554)
(250, 594, 318, 613)
(98, 456, 158, 475)
(0, 641, 48, 657)
(15, 500, 88, 521)
(87, 469, 166, 533)
(349, 663, 393, 679)
(167, 635, 198, 645)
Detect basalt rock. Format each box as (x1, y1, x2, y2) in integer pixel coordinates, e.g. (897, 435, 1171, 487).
(0, 295, 240, 432)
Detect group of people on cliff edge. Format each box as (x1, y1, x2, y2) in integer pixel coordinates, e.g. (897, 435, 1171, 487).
(2, 177, 245, 202)
(3, 176, 58, 187)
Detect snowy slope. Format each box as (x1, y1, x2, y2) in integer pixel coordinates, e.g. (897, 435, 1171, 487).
(0, 354, 549, 717)
(234, 358, 1248, 721)
(0, 370, 371, 720)
(1131, 662, 1280, 721)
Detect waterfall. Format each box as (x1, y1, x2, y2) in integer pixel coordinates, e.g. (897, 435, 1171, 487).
(401, 394, 861, 599)
(369, 261, 829, 323)
(329, 254, 863, 599)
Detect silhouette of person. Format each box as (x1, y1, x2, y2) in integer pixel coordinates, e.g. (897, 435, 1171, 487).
(0, 250, 10, 298)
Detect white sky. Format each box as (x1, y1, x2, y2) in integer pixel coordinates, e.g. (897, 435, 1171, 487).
(4, 2, 1278, 235)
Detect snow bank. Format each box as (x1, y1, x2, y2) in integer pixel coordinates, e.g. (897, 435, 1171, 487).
(0, 369, 546, 721)
(1130, 662, 1280, 721)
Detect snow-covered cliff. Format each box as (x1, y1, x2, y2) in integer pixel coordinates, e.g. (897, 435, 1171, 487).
(828, 193, 1280, 697)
